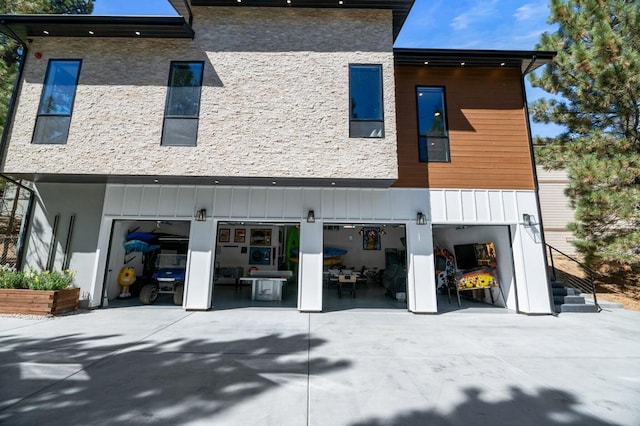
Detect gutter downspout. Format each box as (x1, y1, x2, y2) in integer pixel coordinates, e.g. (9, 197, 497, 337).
(521, 55, 555, 314)
(0, 21, 28, 169)
(0, 23, 32, 270)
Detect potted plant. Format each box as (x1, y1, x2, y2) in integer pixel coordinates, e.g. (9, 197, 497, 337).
(0, 267, 79, 315)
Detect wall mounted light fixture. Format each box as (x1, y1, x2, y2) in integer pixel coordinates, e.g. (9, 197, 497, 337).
(195, 209, 207, 222)
(522, 213, 536, 226)
(307, 210, 315, 223)
(417, 212, 427, 225)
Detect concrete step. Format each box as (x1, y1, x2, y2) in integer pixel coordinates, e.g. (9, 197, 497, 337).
(553, 295, 585, 305)
(580, 295, 624, 310)
(552, 287, 579, 296)
(558, 303, 599, 313)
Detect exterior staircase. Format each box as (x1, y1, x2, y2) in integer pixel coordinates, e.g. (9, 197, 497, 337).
(546, 243, 602, 313)
(551, 280, 599, 313)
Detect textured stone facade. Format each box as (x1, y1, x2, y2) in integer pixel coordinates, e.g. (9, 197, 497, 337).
(4, 7, 398, 181)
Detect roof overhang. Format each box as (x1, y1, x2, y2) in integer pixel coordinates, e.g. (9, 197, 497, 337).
(187, 0, 415, 40)
(6, 173, 396, 188)
(394, 48, 556, 74)
(0, 15, 194, 41)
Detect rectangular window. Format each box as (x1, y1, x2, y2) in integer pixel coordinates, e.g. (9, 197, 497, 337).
(33, 59, 82, 145)
(162, 61, 204, 146)
(349, 64, 384, 138)
(417, 87, 450, 162)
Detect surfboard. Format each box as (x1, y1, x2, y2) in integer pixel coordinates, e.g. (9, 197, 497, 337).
(284, 227, 300, 270)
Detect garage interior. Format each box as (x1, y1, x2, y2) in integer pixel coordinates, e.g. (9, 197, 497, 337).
(104, 220, 190, 308)
(322, 224, 408, 311)
(212, 222, 299, 310)
(432, 224, 514, 312)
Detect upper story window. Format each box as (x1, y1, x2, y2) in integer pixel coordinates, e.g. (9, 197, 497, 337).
(349, 64, 384, 138)
(162, 61, 204, 146)
(417, 87, 450, 162)
(33, 59, 82, 145)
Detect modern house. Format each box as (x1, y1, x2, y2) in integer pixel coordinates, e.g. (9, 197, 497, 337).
(0, 0, 555, 314)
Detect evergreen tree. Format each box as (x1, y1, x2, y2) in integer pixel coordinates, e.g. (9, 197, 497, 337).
(529, 0, 640, 268)
(0, 1, 94, 135)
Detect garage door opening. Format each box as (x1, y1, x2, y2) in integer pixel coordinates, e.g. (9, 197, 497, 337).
(322, 224, 408, 312)
(102, 220, 190, 308)
(432, 225, 514, 313)
(212, 222, 299, 310)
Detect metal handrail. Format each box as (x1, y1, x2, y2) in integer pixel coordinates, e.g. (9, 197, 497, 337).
(546, 243, 601, 312)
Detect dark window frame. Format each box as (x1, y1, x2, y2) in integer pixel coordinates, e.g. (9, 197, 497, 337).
(416, 85, 451, 163)
(349, 64, 384, 138)
(161, 60, 205, 147)
(32, 59, 82, 145)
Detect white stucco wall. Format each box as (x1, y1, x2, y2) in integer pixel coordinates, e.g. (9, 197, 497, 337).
(4, 7, 397, 181)
(23, 183, 105, 305)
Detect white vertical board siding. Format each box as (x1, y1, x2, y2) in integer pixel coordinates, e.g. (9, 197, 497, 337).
(475, 191, 491, 222)
(185, 219, 216, 310)
(95, 185, 551, 314)
(158, 186, 179, 217)
(140, 187, 161, 217)
(103, 185, 428, 222)
(122, 187, 144, 216)
(406, 222, 437, 313)
(266, 188, 285, 218)
(461, 190, 476, 222)
(429, 189, 539, 225)
(299, 221, 324, 311)
(430, 188, 551, 314)
(303, 189, 323, 221)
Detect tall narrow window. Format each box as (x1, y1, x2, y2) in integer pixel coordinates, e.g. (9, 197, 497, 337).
(33, 59, 82, 145)
(417, 87, 450, 162)
(349, 64, 384, 138)
(162, 61, 204, 146)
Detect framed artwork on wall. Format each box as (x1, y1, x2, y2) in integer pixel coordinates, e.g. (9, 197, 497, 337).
(249, 247, 271, 265)
(250, 229, 271, 246)
(234, 228, 246, 243)
(218, 228, 230, 243)
(362, 227, 381, 250)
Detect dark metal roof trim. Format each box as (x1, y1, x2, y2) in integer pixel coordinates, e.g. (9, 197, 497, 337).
(6, 173, 396, 188)
(189, 0, 415, 40)
(394, 48, 556, 74)
(0, 15, 195, 40)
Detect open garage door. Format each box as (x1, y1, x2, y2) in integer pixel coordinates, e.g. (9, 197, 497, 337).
(211, 222, 299, 310)
(322, 223, 408, 311)
(432, 225, 515, 313)
(102, 220, 190, 308)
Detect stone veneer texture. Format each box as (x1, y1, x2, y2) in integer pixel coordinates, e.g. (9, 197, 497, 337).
(4, 7, 398, 181)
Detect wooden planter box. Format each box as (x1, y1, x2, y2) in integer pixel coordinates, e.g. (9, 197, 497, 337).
(0, 287, 80, 315)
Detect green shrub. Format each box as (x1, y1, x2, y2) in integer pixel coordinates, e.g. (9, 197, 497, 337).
(0, 267, 74, 291)
(0, 267, 27, 289)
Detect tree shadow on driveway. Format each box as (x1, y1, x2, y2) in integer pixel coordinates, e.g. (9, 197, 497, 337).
(351, 386, 618, 426)
(0, 331, 349, 425)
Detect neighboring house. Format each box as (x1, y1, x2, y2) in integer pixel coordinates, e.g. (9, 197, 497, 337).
(0, 1, 555, 314)
(536, 166, 577, 256)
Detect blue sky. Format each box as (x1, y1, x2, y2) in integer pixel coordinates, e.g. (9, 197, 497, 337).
(92, 0, 563, 137)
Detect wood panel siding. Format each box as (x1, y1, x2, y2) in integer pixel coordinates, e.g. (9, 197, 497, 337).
(393, 66, 535, 190)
